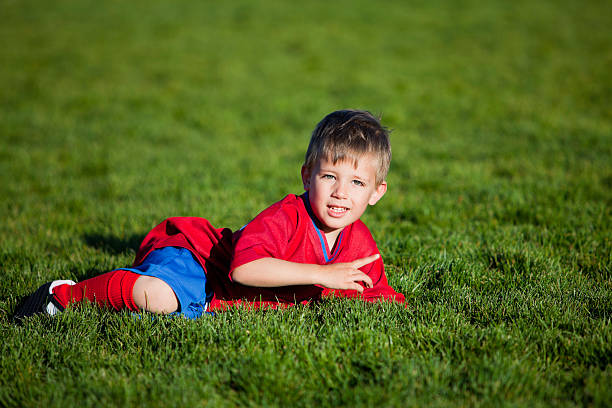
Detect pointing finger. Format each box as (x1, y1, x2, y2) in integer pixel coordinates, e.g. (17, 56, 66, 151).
(352, 254, 380, 269)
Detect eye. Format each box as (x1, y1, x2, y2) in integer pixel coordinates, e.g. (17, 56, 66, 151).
(322, 174, 335, 180)
(352, 179, 365, 187)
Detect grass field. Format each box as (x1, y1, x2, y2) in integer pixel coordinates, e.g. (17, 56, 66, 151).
(1, 0, 610, 406)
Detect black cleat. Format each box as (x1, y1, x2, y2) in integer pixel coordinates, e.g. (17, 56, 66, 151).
(13, 280, 75, 321)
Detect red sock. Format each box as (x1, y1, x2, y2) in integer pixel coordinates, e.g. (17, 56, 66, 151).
(53, 270, 140, 311)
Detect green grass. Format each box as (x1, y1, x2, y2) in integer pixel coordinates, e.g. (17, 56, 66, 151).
(1, 0, 610, 406)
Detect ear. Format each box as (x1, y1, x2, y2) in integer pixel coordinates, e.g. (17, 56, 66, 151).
(368, 181, 387, 205)
(301, 165, 311, 190)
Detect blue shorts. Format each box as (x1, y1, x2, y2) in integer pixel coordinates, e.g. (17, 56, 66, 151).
(121, 246, 213, 319)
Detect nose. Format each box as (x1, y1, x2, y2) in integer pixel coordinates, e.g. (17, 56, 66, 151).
(332, 181, 349, 199)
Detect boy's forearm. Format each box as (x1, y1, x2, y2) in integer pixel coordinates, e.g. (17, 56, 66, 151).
(231, 255, 377, 292)
(231, 258, 323, 287)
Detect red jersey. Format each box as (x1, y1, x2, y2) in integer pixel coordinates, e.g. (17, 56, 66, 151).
(133, 194, 404, 311)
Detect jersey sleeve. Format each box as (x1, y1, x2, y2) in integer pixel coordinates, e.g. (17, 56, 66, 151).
(229, 199, 299, 276)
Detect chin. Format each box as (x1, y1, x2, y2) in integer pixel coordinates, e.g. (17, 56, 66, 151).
(320, 216, 353, 232)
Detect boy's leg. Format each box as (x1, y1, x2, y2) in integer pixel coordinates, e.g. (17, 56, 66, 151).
(52, 269, 140, 312)
(131, 276, 179, 314)
(53, 271, 179, 314)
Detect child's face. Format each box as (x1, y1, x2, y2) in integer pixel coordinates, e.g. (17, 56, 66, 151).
(301, 153, 387, 235)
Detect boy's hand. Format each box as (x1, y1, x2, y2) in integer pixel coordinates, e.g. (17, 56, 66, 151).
(317, 254, 378, 293)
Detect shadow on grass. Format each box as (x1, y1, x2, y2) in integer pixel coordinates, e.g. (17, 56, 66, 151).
(83, 233, 143, 255)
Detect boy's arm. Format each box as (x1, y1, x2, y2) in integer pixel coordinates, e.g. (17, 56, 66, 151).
(231, 255, 379, 293)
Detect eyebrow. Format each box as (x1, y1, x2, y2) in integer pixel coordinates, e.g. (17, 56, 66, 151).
(318, 167, 371, 181)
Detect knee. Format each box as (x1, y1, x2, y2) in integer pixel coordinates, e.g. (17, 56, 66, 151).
(132, 276, 179, 314)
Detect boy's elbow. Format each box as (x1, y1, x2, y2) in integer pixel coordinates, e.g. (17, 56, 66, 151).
(230, 266, 246, 284)
(229, 259, 276, 287)
(231, 264, 258, 285)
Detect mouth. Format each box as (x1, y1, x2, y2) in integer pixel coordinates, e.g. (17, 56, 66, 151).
(327, 205, 349, 217)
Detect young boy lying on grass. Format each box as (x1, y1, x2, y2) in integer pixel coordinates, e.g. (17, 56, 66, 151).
(14, 109, 405, 320)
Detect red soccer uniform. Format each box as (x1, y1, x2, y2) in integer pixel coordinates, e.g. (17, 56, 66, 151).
(133, 194, 404, 311)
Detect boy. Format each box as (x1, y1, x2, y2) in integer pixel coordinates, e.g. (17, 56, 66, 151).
(14, 110, 405, 320)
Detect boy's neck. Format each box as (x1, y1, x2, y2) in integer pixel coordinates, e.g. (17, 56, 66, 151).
(324, 229, 342, 252)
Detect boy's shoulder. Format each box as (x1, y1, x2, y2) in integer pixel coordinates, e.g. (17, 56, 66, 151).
(350, 218, 375, 237)
(236, 194, 305, 236)
(345, 218, 378, 248)
(252, 194, 304, 221)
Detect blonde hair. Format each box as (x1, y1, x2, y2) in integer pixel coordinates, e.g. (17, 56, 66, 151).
(304, 110, 391, 184)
